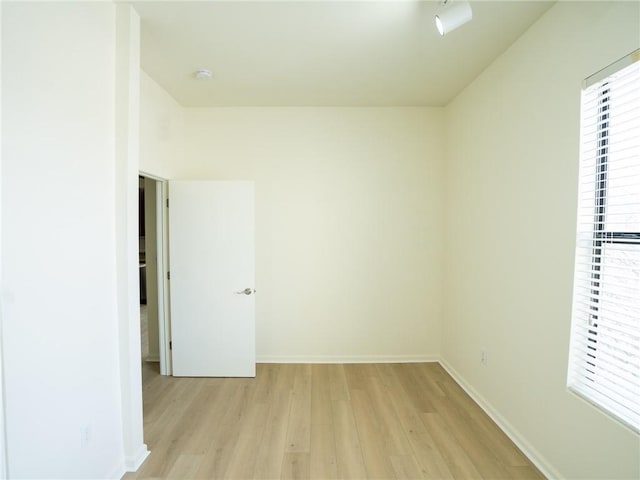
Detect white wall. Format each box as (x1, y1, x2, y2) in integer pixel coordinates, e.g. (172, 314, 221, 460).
(0, 2, 7, 476)
(140, 70, 184, 179)
(179, 108, 445, 361)
(443, 2, 640, 479)
(1, 3, 126, 477)
(115, 5, 148, 473)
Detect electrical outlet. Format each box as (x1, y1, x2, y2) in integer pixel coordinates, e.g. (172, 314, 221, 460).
(481, 349, 488, 365)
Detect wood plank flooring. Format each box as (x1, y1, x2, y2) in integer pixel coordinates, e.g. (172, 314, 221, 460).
(124, 362, 545, 480)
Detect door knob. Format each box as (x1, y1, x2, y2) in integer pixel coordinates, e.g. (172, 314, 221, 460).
(235, 288, 255, 295)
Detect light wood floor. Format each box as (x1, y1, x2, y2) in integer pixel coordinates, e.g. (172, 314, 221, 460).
(124, 362, 545, 480)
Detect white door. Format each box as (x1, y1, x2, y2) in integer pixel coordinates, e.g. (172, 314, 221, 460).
(168, 180, 255, 377)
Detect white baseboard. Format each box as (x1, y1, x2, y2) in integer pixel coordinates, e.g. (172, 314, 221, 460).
(107, 462, 125, 480)
(124, 444, 150, 472)
(438, 360, 560, 480)
(144, 355, 160, 363)
(128, 353, 556, 478)
(256, 354, 440, 364)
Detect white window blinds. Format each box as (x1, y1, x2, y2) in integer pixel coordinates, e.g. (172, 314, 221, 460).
(567, 50, 640, 433)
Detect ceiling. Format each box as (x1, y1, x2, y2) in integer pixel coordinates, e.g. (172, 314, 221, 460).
(133, 1, 554, 107)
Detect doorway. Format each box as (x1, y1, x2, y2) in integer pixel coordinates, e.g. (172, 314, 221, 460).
(138, 174, 171, 375)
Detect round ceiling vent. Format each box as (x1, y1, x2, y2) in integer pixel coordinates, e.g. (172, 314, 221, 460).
(194, 69, 213, 80)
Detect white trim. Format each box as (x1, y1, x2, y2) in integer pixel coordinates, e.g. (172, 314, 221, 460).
(439, 360, 561, 480)
(139, 170, 166, 182)
(158, 180, 172, 376)
(566, 386, 640, 436)
(583, 48, 640, 88)
(257, 354, 560, 477)
(115, 5, 146, 473)
(106, 462, 125, 480)
(0, 3, 8, 477)
(257, 354, 440, 364)
(144, 355, 160, 363)
(111, 349, 558, 477)
(124, 444, 150, 472)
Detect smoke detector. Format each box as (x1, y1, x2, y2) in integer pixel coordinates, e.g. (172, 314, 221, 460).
(194, 69, 213, 80)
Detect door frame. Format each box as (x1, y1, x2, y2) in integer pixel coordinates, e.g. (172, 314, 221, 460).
(139, 172, 171, 376)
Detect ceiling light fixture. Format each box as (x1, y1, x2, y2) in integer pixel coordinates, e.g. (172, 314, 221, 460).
(194, 69, 213, 80)
(435, 0, 472, 36)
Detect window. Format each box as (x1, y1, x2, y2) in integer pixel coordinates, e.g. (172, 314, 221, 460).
(567, 50, 640, 432)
